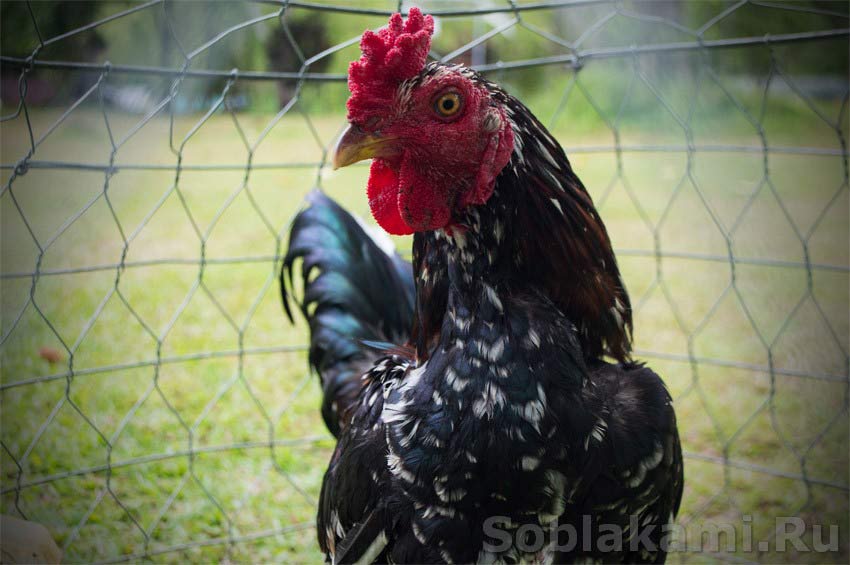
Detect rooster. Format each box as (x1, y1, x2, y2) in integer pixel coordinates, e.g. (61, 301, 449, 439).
(282, 8, 683, 563)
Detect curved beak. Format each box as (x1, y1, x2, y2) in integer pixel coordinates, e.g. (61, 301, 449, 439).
(332, 125, 399, 170)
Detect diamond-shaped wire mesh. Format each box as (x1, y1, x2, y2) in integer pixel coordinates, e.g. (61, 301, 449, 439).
(1, 1, 847, 563)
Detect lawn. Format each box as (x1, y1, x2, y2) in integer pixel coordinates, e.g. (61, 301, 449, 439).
(1, 84, 848, 564)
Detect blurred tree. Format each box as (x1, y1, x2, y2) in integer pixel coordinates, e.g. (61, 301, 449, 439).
(1, 0, 844, 113)
(1, 1, 104, 60)
(1, 1, 105, 104)
(265, 13, 331, 106)
(683, 0, 848, 76)
(98, 1, 269, 108)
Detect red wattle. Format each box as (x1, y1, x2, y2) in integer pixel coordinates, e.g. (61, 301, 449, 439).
(367, 160, 413, 235)
(398, 157, 452, 232)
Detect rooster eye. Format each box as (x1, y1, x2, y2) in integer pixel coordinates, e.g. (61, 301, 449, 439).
(434, 92, 462, 118)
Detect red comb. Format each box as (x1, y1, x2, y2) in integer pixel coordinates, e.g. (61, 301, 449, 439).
(347, 7, 434, 125)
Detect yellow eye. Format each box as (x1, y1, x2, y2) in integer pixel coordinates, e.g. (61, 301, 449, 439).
(434, 92, 462, 117)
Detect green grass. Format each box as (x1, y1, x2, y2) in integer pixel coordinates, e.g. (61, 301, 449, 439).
(1, 94, 848, 564)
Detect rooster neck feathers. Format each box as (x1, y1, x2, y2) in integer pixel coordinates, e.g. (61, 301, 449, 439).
(411, 70, 632, 363)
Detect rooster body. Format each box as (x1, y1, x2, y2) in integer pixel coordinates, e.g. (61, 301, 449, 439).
(282, 9, 682, 563)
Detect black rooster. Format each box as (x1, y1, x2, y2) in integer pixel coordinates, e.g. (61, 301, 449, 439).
(282, 8, 682, 563)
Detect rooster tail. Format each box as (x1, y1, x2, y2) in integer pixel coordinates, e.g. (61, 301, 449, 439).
(282, 190, 415, 436)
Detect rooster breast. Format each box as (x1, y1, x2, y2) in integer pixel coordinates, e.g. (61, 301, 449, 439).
(318, 284, 682, 564)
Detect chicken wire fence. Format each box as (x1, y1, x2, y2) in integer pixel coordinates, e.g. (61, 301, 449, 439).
(0, 0, 848, 563)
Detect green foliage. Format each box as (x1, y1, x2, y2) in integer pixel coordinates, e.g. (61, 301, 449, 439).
(1, 1, 103, 59)
(1, 1, 107, 102)
(683, 0, 849, 75)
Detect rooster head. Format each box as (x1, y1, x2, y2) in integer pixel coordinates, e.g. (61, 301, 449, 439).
(334, 8, 514, 235)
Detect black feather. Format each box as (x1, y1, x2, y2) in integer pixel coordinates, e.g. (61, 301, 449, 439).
(281, 190, 415, 436)
(334, 508, 385, 565)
